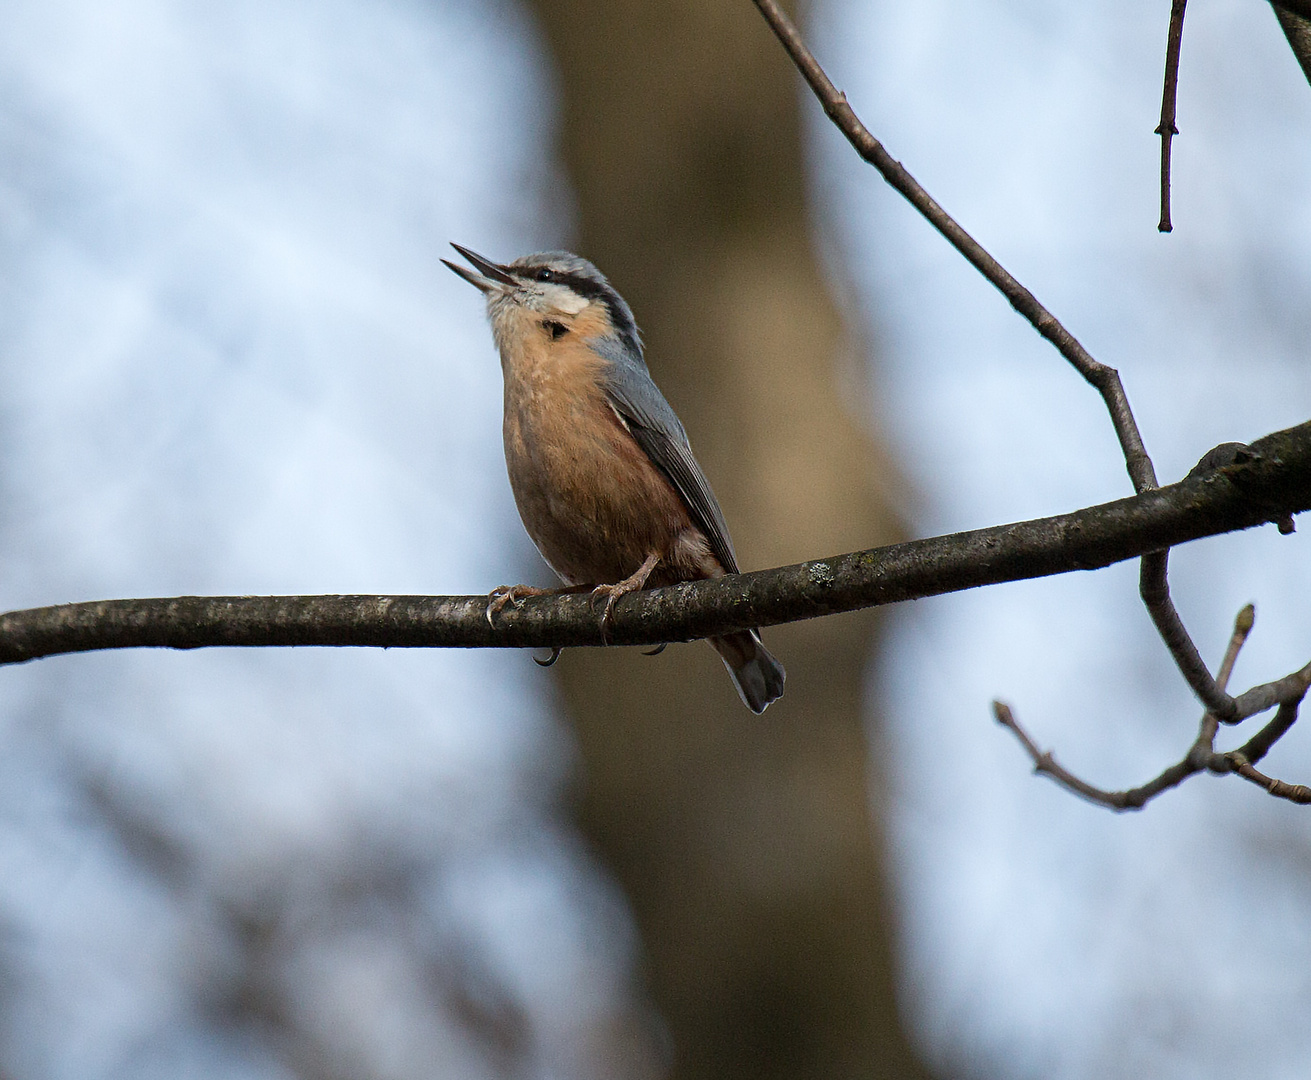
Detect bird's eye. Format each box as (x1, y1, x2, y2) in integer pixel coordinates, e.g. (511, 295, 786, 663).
(544, 320, 568, 340)
(535, 267, 556, 283)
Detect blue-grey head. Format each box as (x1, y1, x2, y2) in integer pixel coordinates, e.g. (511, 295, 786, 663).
(443, 244, 641, 359)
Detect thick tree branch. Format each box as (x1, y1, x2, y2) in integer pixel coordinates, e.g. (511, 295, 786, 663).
(1273, 1, 1311, 85)
(0, 422, 1307, 666)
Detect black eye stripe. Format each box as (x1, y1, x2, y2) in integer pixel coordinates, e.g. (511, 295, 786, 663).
(535, 268, 596, 295)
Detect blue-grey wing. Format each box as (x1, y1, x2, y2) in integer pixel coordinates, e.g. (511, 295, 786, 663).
(595, 339, 740, 575)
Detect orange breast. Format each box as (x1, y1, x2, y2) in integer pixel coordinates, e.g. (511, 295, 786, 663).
(501, 332, 703, 586)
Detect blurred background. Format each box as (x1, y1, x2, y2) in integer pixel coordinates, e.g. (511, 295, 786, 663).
(0, 0, 1306, 1078)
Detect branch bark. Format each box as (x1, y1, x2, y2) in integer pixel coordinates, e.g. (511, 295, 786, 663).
(1, 421, 1307, 666)
(1273, 0, 1311, 85)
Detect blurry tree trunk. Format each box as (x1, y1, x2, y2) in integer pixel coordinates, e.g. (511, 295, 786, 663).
(525, 1, 932, 1077)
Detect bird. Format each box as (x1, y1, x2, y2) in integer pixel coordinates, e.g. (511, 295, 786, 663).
(443, 243, 785, 714)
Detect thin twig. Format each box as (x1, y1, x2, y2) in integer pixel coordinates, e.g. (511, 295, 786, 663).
(749, 0, 1157, 493)
(1156, 0, 1188, 232)
(1232, 661, 1311, 721)
(1215, 603, 1254, 689)
(996, 605, 1311, 810)
(1225, 754, 1311, 804)
(1237, 695, 1305, 765)
(994, 603, 1254, 810)
(1188, 603, 1254, 764)
(0, 423, 1308, 665)
(994, 701, 1193, 810)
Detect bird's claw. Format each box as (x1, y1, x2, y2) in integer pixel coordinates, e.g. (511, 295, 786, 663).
(590, 583, 638, 645)
(533, 647, 563, 667)
(486, 584, 551, 627)
(485, 586, 516, 627)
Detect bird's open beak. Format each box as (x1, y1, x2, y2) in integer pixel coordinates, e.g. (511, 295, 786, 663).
(442, 243, 518, 293)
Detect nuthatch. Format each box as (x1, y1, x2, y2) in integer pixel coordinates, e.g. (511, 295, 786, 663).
(444, 244, 785, 713)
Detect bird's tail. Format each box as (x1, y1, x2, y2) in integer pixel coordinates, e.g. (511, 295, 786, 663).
(710, 629, 785, 714)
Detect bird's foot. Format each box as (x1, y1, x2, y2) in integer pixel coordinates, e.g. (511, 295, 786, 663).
(486, 584, 557, 627)
(589, 552, 662, 643)
(589, 582, 635, 641)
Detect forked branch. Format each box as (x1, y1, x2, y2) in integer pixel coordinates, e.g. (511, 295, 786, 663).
(995, 608, 1311, 810)
(749, 0, 1309, 806)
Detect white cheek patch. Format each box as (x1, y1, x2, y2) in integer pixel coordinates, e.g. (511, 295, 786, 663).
(543, 283, 589, 315)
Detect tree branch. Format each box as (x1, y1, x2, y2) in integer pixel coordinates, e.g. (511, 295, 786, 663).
(749, 0, 1307, 805)
(749, 0, 1157, 492)
(1225, 754, 1311, 804)
(1140, 550, 1236, 719)
(1237, 693, 1303, 764)
(995, 605, 1311, 810)
(0, 422, 1307, 666)
(1156, 0, 1188, 233)
(1273, 1, 1311, 86)
(994, 701, 1199, 810)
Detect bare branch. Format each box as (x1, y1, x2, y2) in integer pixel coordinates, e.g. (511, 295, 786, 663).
(992, 605, 1255, 811)
(1237, 693, 1306, 765)
(753, 0, 1307, 797)
(749, 0, 1157, 492)
(1137, 442, 1301, 720)
(1226, 754, 1311, 804)
(749, 0, 1284, 736)
(996, 604, 1309, 810)
(1156, 0, 1188, 232)
(1215, 602, 1255, 688)
(1232, 661, 1311, 721)
(1140, 551, 1236, 719)
(0, 423, 1306, 666)
(993, 701, 1196, 811)
(747, 0, 1310, 811)
(1189, 602, 1256, 759)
